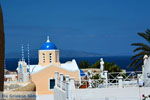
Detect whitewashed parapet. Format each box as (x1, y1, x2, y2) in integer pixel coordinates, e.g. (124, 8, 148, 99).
(118, 76, 123, 88)
(54, 72, 76, 100)
(54, 72, 59, 86)
(103, 71, 108, 87)
(60, 73, 64, 89)
(143, 55, 150, 87)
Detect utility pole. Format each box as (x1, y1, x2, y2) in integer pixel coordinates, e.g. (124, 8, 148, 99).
(0, 5, 5, 92)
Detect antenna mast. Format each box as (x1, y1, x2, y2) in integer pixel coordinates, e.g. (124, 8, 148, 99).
(27, 43, 30, 67)
(27, 43, 31, 79)
(21, 44, 24, 61)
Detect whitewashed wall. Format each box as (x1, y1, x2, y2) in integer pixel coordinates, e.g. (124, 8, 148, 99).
(54, 71, 150, 100)
(54, 86, 150, 100)
(143, 56, 150, 86)
(54, 87, 66, 100)
(74, 87, 150, 100)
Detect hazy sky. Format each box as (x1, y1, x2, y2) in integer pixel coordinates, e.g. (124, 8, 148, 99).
(1, 0, 150, 56)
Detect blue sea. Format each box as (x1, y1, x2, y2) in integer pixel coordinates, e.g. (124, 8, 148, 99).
(5, 56, 135, 71)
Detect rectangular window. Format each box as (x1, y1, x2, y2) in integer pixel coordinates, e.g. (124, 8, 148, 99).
(49, 79, 55, 89)
(50, 55, 52, 63)
(42, 53, 45, 60)
(43, 58, 45, 63)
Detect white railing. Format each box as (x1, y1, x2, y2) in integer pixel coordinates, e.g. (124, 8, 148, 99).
(54, 71, 150, 100)
(108, 71, 142, 87)
(82, 71, 143, 88)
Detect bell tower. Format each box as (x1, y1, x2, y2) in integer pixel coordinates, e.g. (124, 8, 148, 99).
(38, 36, 60, 66)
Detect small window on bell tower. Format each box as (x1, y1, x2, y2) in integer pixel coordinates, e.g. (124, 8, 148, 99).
(43, 58, 45, 63)
(49, 53, 52, 63)
(42, 53, 45, 63)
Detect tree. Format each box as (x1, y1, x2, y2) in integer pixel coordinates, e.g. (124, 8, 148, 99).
(0, 5, 4, 91)
(90, 60, 121, 72)
(104, 62, 121, 72)
(79, 61, 90, 69)
(90, 60, 100, 68)
(130, 29, 150, 70)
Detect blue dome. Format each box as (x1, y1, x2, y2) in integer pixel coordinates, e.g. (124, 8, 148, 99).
(40, 41, 57, 50)
(80, 69, 86, 77)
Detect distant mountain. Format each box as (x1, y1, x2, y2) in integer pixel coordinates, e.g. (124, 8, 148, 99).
(6, 49, 102, 58)
(60, 50, 102, 57)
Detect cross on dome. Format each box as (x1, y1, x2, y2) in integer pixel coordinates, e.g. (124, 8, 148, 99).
(40, 36, 57, 50)
(47, 36, 50, 42)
